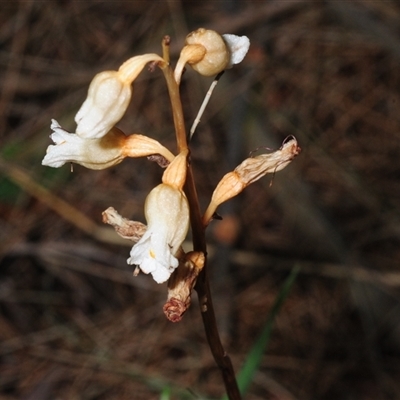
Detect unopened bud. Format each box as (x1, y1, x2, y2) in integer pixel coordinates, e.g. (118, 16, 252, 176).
(161, 149, 188, 190)
(174, 29, 250, 84)
(123, 134, 175, 162)
(175, 28, 229, 83)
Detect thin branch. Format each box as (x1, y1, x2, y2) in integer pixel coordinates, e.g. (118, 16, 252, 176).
(190, 71, 224, 140)
(0, 157, 120, 246)
(161, 37, 187, 153)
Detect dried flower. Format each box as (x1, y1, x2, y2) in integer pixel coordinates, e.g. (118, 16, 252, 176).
(102, 207, 147, 242)
(164, 251, 205, 322)
(203, 136, 301, 225)
(174, 28, 250, 83)
(42, 120, 175, 170)
(75, 54, 165, 139)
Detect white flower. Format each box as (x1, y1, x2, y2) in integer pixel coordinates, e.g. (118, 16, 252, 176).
(75, 53, 165, 139)
(127, 183, 189, 284)
(42, 119, 125, 169)
(42, 120, 175, 170)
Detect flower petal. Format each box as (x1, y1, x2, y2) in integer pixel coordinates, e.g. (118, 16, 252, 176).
(222, 34, 250, 68)
(75, 71, 132, 139)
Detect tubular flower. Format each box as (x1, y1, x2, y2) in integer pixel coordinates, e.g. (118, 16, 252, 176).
(127, 183, 190, 283)
(127, 150, 189, 283)
(42, 120, 175, 170)
(75, 53, 165, 139)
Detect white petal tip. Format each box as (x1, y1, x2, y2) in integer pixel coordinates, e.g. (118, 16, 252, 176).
(151, 269, 171, 284)
(50, 119, 61, 130)
(223, 34, 250, 68)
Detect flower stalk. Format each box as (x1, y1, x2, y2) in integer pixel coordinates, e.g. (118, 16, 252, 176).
(160, 35, 241, 399)
(161, 37, 188, 152)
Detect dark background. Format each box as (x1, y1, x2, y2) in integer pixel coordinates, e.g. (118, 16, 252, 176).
(1, 1, 400, 399)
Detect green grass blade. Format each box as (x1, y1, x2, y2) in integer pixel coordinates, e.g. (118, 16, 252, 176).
(221, 265, 300, 399)
(160, 385, 171, 400)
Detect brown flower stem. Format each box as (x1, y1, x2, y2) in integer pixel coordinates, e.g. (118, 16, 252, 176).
(160, 36, 241, 400)
(162, 35, 170, 64)
(161, 37, 187, 153)
(195, 264, 241, 400)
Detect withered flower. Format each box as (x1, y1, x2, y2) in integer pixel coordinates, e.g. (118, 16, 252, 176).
(203, 137, 301, 225)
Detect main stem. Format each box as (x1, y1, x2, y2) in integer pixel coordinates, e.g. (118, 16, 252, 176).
(161, 37, 241, 400)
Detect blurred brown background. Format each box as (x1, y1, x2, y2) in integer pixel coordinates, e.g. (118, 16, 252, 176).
(1, 1, 400, 399)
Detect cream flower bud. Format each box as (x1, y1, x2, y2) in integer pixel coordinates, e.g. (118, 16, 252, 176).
(174, 28, 250, 84)
(42, 119, 175, 170)
(127, 183, 190, 284)
(75, 53, 164, 139)
(123, 134, 175, 163)
(175, 28, 229, 83)
(161, 149, 188, 190)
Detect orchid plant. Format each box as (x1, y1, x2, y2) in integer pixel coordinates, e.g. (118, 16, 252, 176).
(42, 28, 300, 399)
